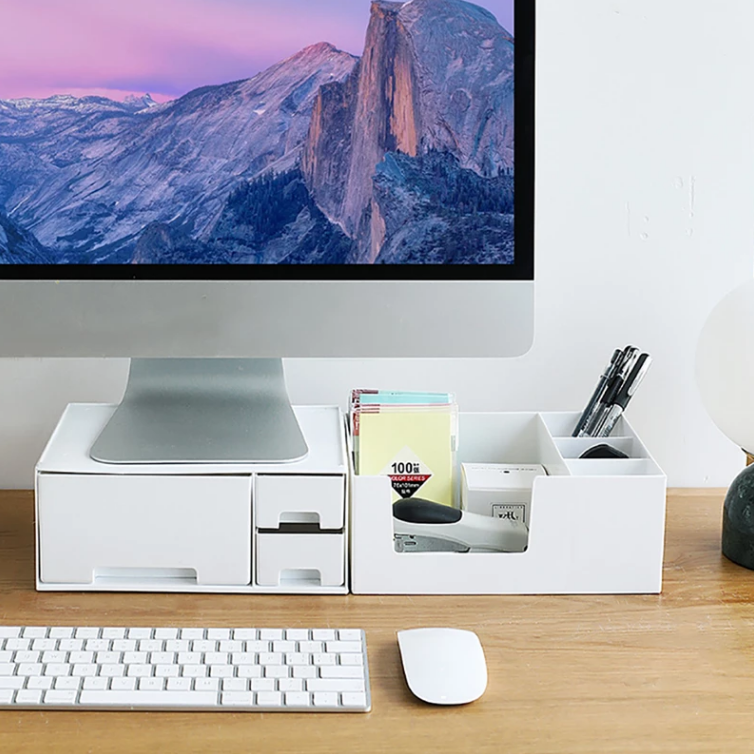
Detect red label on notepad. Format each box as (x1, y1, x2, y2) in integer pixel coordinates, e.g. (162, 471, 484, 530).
(388, 474, 432, 499)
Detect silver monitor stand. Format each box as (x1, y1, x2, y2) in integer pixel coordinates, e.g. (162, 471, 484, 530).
(89, 358, 308, 464)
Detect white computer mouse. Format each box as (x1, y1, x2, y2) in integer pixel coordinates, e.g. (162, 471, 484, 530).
(397, 627, 487, 705)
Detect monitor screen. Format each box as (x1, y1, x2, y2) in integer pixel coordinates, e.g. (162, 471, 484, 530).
(0, 0, 535, 462)
(0, 0, 532, 280)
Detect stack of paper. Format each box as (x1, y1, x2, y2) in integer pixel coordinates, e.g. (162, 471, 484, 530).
(350, 390, 459, 507)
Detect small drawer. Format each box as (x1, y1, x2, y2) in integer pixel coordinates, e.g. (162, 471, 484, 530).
(255, 533, 345, 587)
(255, 474, 345, 530)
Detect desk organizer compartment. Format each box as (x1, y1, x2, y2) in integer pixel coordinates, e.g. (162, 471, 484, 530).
(350, 412, 666, 595)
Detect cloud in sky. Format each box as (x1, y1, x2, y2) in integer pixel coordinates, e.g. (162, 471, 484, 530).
(0, 0, 515, 102)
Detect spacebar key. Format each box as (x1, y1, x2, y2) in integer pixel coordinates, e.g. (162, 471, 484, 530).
(79, 690, 219, 708)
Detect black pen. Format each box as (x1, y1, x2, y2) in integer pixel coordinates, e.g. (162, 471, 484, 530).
(594, 353, 652, 437)
(580, 346, 639, 437)
(572, 349, 623, 437)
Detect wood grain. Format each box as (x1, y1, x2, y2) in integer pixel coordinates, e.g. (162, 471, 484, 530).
(1, 489, 753, 753)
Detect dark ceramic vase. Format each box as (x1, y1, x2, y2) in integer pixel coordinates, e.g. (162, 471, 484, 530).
(722, 463, 754, 569)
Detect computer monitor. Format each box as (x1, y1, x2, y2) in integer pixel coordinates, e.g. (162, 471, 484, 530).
(0, 0, 534, 464)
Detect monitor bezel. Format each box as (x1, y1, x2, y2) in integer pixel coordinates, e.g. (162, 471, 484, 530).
(0, 0, 535, 283)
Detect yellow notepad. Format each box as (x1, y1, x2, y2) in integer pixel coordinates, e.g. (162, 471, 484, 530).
(355, 400, 457, 507)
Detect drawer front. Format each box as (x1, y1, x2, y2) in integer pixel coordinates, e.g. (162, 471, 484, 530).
(37, 474, 252, 586)
(255, 475, 345, 530)
(255, 533, 345, 587)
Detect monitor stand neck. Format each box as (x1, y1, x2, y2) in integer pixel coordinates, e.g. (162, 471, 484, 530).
(89, 358, 308, 464)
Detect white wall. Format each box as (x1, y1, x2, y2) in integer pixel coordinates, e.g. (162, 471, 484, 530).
(0, 0, 752, 489)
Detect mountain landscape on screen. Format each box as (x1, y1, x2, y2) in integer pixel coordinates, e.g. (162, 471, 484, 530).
(0, 0, 515, 265)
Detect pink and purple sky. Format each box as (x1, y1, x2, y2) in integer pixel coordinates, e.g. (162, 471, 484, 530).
(0, 0, 514, 103)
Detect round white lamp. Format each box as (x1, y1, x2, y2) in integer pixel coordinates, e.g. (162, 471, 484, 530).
(697, 277, 754, 568)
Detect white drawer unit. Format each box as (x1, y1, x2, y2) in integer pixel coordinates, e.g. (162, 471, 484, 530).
(35, 404, 349, 595)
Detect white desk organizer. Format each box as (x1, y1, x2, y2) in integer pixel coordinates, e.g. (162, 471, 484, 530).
(35, 404, 349, 594)
(350, 412, 667, 595)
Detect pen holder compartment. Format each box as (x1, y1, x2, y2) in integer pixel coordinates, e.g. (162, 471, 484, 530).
(350, 411, 666, 595)
(552, 436, 646, 460)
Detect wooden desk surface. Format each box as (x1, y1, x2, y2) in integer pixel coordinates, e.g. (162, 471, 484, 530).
(1, 489, 754, 753)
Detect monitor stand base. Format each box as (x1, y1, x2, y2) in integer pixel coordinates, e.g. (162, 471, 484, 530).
(89, 358, 308, 464)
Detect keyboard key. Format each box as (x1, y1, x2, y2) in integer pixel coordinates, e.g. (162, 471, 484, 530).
(49, 628, 74, 640)
(54, 677, 81, 691)
(72, 664, 97, 677)
(155, 665, 180, 678)
(101, 628, 126, 640)
(96, 652, 121, 665)
(75, 628, 100, 639)
(292, 666, 317, 679)
(17, 663, 43, 677)
(259, 630, 283, 641)
(307, 679, 365, 693)
(154, 629, 179, 640)
(127, 652, 154, 668)
(278, 678, 303, 693)
(180, 629, 204, 640)
(311, 630, 336, 641)
(85, 640, 110, 652)
(0, 664, 16, 676)
(233, 629, 257, 641)
(5, 639, 30, 652)
(32, 639, 57, 652)
(221, 691, 253, 707)
(59, 640, 84, 653)
(237, 666, 262, 679)
(0, 628, 21, 639)
(69, 652, 94, 665)
(23, 628, 48, 639)
(219, 641, 244, 653)
(256, 691, 282, 707)
(16, 690, 42, 705)
(0, 678, 25, 690)
(342, 692, 368, 709)
(312, 692, 339, 708)
(264, 666, 289, 679)
(80, 690, 218, 708)
(111, 678, 136, 691)
(112, 640, 137, 653)
(273, 641, 296, 653)
(326, 641, 362, 654)
(139, 678, 165, 691)
(127, 629, 152, 640)
(222, 679, 246, 692)
(15, 651, 40, 664)
(151, 652, 175, 665)
(312, 653, 336, 666)
(338, 630, 363, 641)
(44, 664, 71, 677)
(251, 678, 275, 692)
(27, 677, 53, 691)
(99, 664, 125, 678)
(285, 691, 311, 707)
(182, 665, 207, 678)
(299, 641, 323, 654)
(127, 665, 152, 678)
(209, 665, 234, 678)
(0, 690, 14, 704)
(44, 690, 77, 705)
(207, 629, 231, 641)
(195, 678, 220, 692)
(83, 677, 108, 691)
(165, 640, 190, 653)
(285, 630, 310, 642)
(321, 666, 365, 679)
(339, 654, 365, 666)
(139, 640, 163, 653)
(167, 678, 192, 691)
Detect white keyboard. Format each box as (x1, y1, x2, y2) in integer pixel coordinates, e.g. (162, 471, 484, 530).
(0, 626, 371, 712)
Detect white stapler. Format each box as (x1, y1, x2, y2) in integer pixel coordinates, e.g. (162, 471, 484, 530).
(392, 498, 529, 553)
